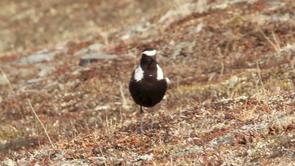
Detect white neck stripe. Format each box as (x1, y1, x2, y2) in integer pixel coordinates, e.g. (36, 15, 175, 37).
(134, 65, 144, 81)
(156, 64, 164, 80)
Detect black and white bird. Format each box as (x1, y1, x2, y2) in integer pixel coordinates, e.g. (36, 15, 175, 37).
(129, 48, 168, 113)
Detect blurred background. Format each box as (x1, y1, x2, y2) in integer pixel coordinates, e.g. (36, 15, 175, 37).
(0, 0, 180, 55)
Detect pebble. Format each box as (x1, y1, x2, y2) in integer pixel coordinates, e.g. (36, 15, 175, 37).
(16, 50, 56, 65)
(76, 43, 117, 66)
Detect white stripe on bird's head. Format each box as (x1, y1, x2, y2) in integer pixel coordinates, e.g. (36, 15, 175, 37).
(142, 49, 157, 56)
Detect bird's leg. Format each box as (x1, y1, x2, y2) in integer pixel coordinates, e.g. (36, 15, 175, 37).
(140, 105, 143, 114)
(140, 106, 144, 133)
(150, 104, 160, 130)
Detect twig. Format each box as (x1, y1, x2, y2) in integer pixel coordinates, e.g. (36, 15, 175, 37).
(259, 29, 280, 52)
(27, 99, 56, 149)
(119, 82, 129, 110)
(256, 62, 266, 94)
(271, 31, 281, 51)
(256, 62, 271, 111)
(0, 68, 14, 92)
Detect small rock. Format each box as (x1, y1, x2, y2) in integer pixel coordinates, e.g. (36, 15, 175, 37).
(134, 154, 153, 162)
(36, 64, 55, 77)
(95, 105, 110, 111)
(88, 43, 104, 50)
(121, 21, 151, 40)
(75, 43, 104, 57)
(16, 50, 56, 64)
(76, 43, 117, 66)
(88, 156, 106, 161)
(26, 78, 45, 84)
(189, 23, 204, 34)
(79, 51, 117, 65)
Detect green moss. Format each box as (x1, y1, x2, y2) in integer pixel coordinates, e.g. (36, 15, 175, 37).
(0, 125, 19, 141)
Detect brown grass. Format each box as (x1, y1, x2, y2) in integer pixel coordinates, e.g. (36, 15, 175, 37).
(0, 0, 295, 165)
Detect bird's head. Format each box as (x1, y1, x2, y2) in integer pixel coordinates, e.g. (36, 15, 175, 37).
(140, 48, 157, 67)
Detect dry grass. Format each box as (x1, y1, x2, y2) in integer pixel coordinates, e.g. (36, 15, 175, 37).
(0, 0, 295, 165)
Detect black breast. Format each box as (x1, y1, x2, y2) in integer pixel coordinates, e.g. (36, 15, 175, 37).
(129, 53, 167, 107)
(129, 77, 167, 107)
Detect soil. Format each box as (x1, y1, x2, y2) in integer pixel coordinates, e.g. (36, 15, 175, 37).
(0, 0, 295, 165)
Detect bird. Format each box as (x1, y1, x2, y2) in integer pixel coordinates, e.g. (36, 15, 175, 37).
(129, 48, 168, 114)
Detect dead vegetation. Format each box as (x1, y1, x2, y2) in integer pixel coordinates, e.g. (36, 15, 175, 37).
(0, 0, 295, 165)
